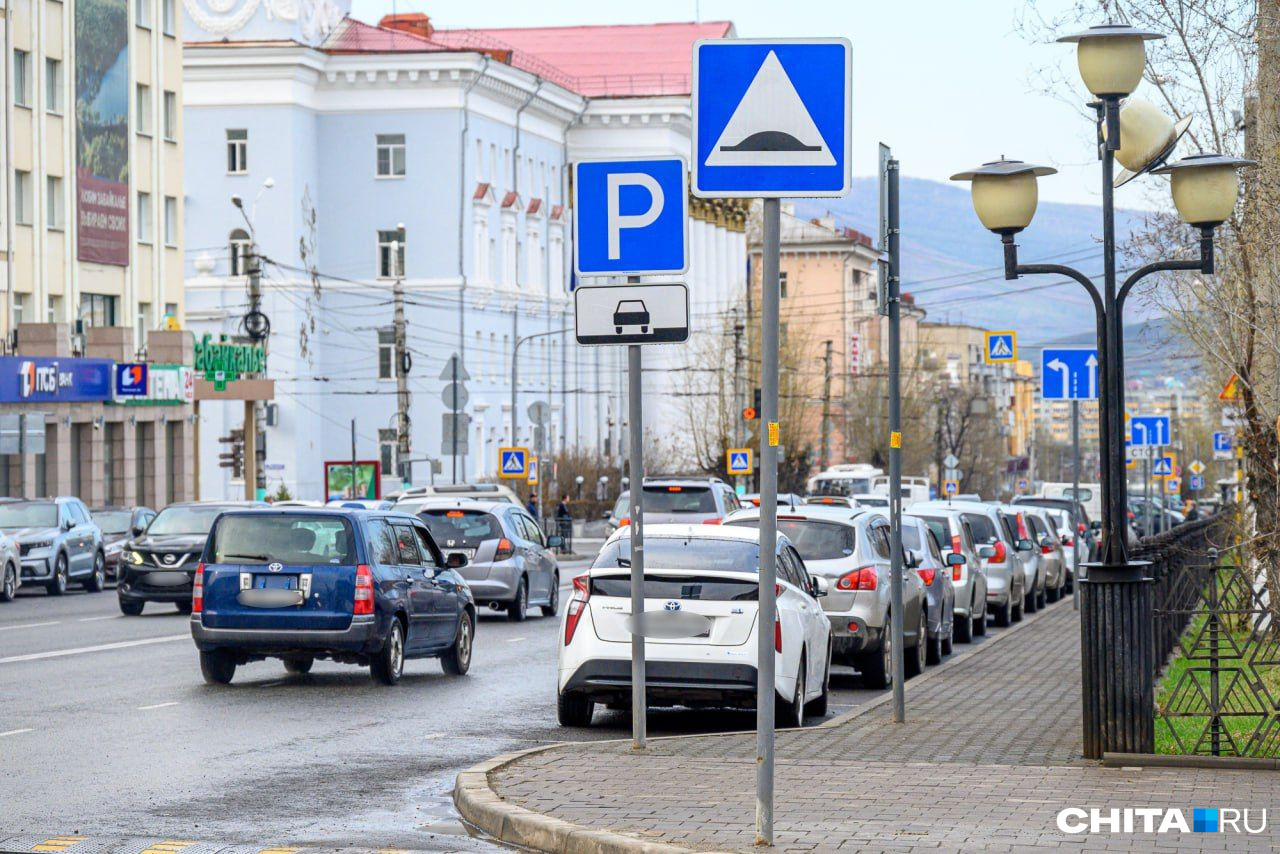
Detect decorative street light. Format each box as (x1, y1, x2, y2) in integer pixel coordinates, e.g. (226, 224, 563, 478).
(951, 22, 1252, 758)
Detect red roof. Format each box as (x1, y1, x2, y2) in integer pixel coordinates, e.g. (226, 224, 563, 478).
(322, 17, 449, 53)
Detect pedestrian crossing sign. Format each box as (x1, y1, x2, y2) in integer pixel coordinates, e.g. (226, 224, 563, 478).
(498, 447, 529, 479)
(943, 480, 959, 496)
(1152, 456, 1174, 478)
(984, 331, 1017, 364)
(1166, 478, 1181, 495)
(528, 458, 539, 485)
(726, 448, 753, 476)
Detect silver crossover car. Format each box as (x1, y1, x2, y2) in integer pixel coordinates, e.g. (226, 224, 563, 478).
(997, 505, 1047, 615)
(907, 503, 989, 643)
(936, 501, 1027, 627)
(901, 515, 957, 665)
(1021, 507, 1067, 602)
(417, 500, 562, 621)
(725, 505, 928, 688)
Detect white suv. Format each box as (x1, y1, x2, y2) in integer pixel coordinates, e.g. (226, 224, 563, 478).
(557, 524, 832, 728)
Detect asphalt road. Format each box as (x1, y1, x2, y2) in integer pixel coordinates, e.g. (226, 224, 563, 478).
(0, 555, 1004, 851)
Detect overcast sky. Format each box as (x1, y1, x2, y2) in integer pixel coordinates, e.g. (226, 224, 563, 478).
(351, 0, 1171, 211)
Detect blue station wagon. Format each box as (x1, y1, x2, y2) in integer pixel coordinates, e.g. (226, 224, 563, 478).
(190, 508, 475, 686)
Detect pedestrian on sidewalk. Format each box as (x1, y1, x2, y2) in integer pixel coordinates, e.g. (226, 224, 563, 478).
(555, 494, 573, 553)
(526, 492, 539, 520)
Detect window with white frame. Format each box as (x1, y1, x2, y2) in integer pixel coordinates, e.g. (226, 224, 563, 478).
(13, 50, 30, 107)
(229, 228, 251, 275)
(12, 294, 28, 327)
(135, 84, 151, 135)
(377, 330, 394, 380)
(136, 191, 152, 243)
(377, 229, 404, 278)
(47, 295, 62, 323)
(45, 176, 63, 229)
(379, 429, 398, 477)
(163, 196, 177, 246)
(375, 134, 405, 177)
(162, 0, 175, 35)
(14, 171, 32, 225)
(779, 271, 788, 299)
(226, 129, 247, 174)
(135, 0, 151, 27)
(136, 302, 151, 348)
(163, 91, 176, 140)
(45, 58, 61, 113)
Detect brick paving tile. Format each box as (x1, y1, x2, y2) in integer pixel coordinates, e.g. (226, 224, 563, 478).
(487, 602, 1280, 850)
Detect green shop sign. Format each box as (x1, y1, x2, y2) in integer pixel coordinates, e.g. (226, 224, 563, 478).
(194, 334, 266, 381)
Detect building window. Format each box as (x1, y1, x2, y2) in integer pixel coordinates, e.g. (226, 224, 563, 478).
(376, 133, 405, 177)
(136, 84, 151, 135)
(47, 295, 62, 323)
(45, 176, 63, 229)
(162, 91, 176, 140)
(45, 59, 62, 113)
(162, 0, 175, 35)
(136, 302, 150, 348)
(779, 271, 788, 299)
(80, 293, 118, 327)
(378, 429, 397, 478)
(229, 228, 251, 275)
(377, 229, 404, 278)
(13, 294, 28, 327)
(163, 196, 177, 246)
(377, 329, 394, 380)
(14, 171, 32, 225)
(136, 0, 151, 28)
(226, 129, 247, 174)
(13, 50, 30, 107)
(136, 191, 152, 243)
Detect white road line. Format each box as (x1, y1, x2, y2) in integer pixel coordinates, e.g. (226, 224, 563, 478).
(137, 702, 180, 711)
(77, 615, 119, 622)
(0, 633, 188, 665)
(506, 637, 527, 643)
(0, 728, 33, 737)
(0, 620, 61, 632)
(422, 732, 448, 740)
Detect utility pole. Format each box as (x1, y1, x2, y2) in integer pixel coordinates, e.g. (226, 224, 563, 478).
(1072, 400, 1080, 611)
(820, 339, 833, 469)
(244, 251, 263, 501)
(350, 419, 358, 500)
(393, 258, 411, 486)
(885, 149, 906, 724)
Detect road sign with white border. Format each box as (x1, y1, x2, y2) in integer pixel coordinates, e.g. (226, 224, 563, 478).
(573, 157, 689, 276)
(943, 480, 959, 496)
(1189, 474, 1205, 490)
(498, 447, 529, 479)
(574, 283, 690, 346)
(1040, 348, 1099, 400)
(1213, 432, 1233, 460)
(984, 331, 1016, 363)
(1188, 460, 1205, 475)
(528, 457, 539, 485)
(1130, 416, 1170, 447)
(726, 448, 753, 476)
(1166, 478, 1181, 495)
(692, 39, 852, 198)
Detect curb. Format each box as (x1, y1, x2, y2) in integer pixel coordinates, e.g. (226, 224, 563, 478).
(0, 834, 431, 854)
(453, 597, 1077, 853)
(1102, 752, 1280, 771)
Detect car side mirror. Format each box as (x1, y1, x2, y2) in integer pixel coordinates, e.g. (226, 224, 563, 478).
(811, 576, 829, 598)
(1090, 520, 1102, 531)
(904, 551, 920, 569)
(63, 518, 75, 531)
(132, 525, 144, 537)
(946, 552, 966, 566)
(977, 545, 996, 559)
(445, 553, 468, 569)
(602, 511, 612, 520)
(1017, 538, 1035, 552)
(547, 535, 564, 548)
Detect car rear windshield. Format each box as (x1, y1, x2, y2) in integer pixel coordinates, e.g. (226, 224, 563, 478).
(590, 573, 759, 601)
(148, 505, 238, 536)
(962, 513, 999, 544)
(642, 486, 716, 514)
(0, 502, 56, 528)
(209, 515, 356, 565)
(593, 537, 758, 572)
(914, 516, 952, 549)
(92, 510, 134, 534)
(420, 510, 502, 545)
(726, 518, 854, 561)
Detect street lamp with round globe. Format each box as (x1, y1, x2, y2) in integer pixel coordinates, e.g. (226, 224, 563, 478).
(1057, 23, 1164, 97)
(949, 159, 1058, 235)
(1152, 153, 1255, 228)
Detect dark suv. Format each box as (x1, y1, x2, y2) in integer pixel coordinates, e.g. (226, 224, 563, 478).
(0, 498, 105, 595)
(118, 501, 265, 615)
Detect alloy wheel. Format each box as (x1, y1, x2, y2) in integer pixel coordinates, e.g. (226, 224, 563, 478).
(457, 617, 472, 669)
(390, 624, 404, 679)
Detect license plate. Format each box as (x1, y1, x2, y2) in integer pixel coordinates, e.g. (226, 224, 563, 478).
(449, 549, 476, 560)
(256, 575, 297, 590)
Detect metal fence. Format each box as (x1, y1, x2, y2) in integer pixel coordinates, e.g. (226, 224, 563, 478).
(1146, 516, 1280, 756)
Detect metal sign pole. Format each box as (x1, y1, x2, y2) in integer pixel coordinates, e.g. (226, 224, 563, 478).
(1072, 400, 1080, 611)
(1144, 458, 1152, 537)
(755, 196, 780, 847)
(886, 154, 906, 723)
(627, 303, 647, 753)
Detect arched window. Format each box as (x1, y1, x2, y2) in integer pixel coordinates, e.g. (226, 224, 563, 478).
(229, 228, 251, 276)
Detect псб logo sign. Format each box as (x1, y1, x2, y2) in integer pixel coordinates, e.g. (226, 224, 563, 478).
(1057, 807, 1266, 835)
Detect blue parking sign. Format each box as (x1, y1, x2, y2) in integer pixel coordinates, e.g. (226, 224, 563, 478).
(573, 158, 688, 277)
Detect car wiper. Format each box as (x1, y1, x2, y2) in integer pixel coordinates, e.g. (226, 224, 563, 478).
(222, 553, 270, 561)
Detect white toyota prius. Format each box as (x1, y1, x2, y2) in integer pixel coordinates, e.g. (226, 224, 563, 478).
(556, 524, 832, 728)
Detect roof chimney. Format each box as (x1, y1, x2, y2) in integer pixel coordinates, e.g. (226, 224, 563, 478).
(379, 12, 433, 39)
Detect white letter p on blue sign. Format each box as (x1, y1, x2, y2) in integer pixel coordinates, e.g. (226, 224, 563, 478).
(607, 173, 664, 259)
(573, 158, 688, 277)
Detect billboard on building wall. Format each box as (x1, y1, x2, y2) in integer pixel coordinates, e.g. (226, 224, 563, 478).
(323, 461, 382, 501)
(75, 0, 129, 266)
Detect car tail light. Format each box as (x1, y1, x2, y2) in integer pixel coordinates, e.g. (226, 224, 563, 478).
(617, 517, 630, 528)
(988, 540, 1007, 564)
(916, 568, 936, 586)
(702, 518, 722, 525)
(1063, 535, 1074, 547)
(951, 534, 963, 554)
(1040, 543, 1054, 555)
(446, 510, 464, 518)
(952, 564, 962, 582)
(564, 574, 590, 645)
(353, 564, 374, 615)
(494, 538, 515, 561)
(774, 618, 782, 653)
(836, 566, 877, 591)
(1077, 522, 1087, 534)
(192, 563, 205, 614)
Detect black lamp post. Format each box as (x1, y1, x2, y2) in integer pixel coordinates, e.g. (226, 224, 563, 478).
(951, 23, 1253, 758)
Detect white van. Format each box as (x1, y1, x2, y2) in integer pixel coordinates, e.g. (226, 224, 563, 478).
(807, 464, 884, 497)
(1038, 482, 1101, 523)
(870, 475, 931, 504)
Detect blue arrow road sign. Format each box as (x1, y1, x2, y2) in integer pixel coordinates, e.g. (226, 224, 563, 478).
(573, 158, 688, 277)
(1130, 415, 1170, 447)
(1213, 432, 1233, 453)
(692, 39, 851, 198)
(1040, 348, 1099, 400)
(1153, 456, 1174, 476)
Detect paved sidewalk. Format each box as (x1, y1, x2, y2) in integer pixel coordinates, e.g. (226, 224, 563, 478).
(457, 600, 1280, 851)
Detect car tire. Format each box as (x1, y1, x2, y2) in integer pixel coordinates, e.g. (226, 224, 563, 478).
(46, 554, 68, 596)
(1047, 578, 1061, 603)
(0, 562, 16, 602)
(954, 606, 973, 643)
(283, 657, 314, 675)
(441, 613, 473, 676)
(993, 597, 1011, 627)
(940, 626, 953, 657)
(200, 649, 236, 685)
(84, 552, 106, 592)
(371, 619, 406, 686)
(974, 599, 988, 636)
(1024, 588, 1037, 614)
(1037, 584, 1048, 610)
(557, 691, 594, 727)
(175, 600, 193, 615)
(859, 630, 891, 689)
(906, 612, 927, 677)
(778, 654, 806, 728)
(805, 649, 830, 718)
(119, 597, 144, 616)
(1011, 594, 1024, 623)
(541, 575, 559, 617)
(507, 577, 528, 622)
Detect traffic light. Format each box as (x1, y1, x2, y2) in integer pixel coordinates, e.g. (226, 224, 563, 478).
(743, 388, 761, 420)
(218, 429, 245, 479)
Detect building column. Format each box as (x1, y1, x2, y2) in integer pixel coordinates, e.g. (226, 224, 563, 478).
(48, 421, 72, 497)
(79, 412, 106, 508)
(148, 414, 170, 508)
(120, 416, 138, 506)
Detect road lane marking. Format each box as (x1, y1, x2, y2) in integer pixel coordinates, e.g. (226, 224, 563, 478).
(0, 728, 33, 737)
(32, 838, 83, 852)
(0, 633, 187, 664)
(506, 637, 527, 643)
(422, 732, 447, 739)
(0, 620, 61, 632)
(257, 848, 299, 854)
(140, 842, 196, 854)
(77, 615, 119, 622)
(138, 701, 180, 711)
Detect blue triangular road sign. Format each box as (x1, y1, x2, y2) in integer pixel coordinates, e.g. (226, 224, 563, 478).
(730, 452, 749, 471)
(990, 337, 1012, 358)
(1153, 458, 1173, 476)
(502, 451, 526, 474)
